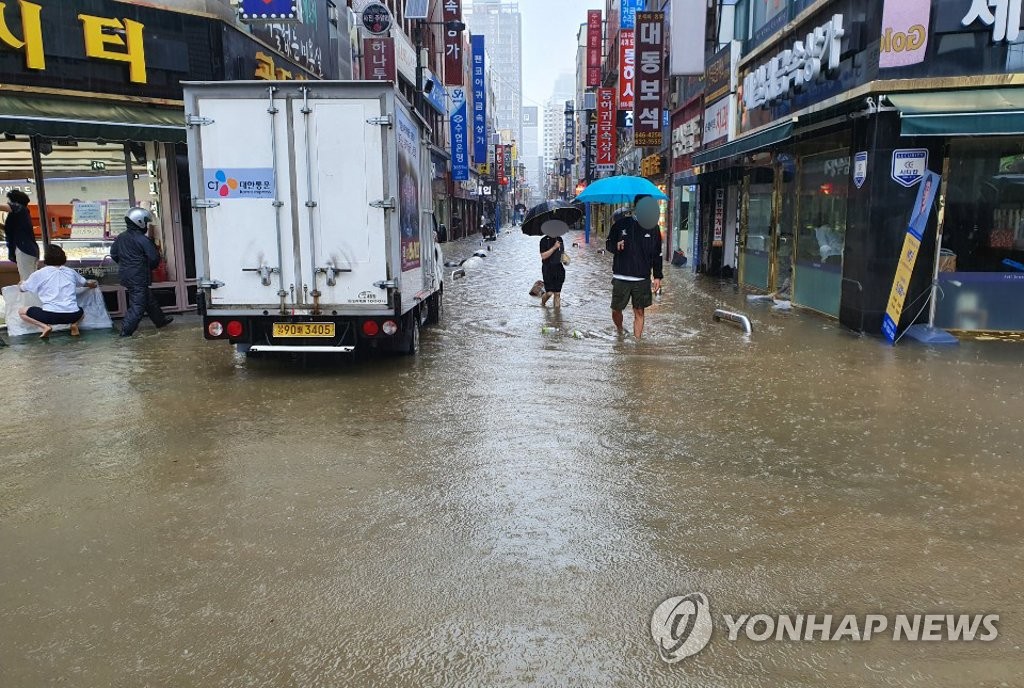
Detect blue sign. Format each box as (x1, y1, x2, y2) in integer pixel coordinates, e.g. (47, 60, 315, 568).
(424, 72, 447, 116)
(450, 88, 469, 182)
(891, 149, 929, 188)
(620, 0, 644, 30)
(240, 0, 298, 20)
(471, 35, 488, 166)
(853, 151, 868, 189)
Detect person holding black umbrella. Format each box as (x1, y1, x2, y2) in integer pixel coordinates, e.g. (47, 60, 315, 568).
(539, 220, 568, 308)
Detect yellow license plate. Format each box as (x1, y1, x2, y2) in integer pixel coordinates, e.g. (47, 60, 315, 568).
(273, 322, 336, 338)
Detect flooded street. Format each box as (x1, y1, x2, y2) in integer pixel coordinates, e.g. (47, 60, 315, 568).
(1, 230, 1022, 687)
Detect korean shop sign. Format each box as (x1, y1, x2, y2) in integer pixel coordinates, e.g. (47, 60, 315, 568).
(961, 0, 1022, 42)
(619, 29, 635, 114)
(672, 115, 701, 158)
(742, 14, 846, 111)
(596, 88, 616, 173)
(0, 0, 147, 83)
(443, 0, 464, 86)
(633, 11, 665, 148)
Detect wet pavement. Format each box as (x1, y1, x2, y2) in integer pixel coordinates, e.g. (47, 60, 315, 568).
(1, 230, 1022, 687)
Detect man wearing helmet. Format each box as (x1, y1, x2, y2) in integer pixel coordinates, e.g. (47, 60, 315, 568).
(110, 207, 173, 336)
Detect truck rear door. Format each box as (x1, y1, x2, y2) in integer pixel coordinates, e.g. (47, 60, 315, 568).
(190, 91, 296, 308)
(291, 88, 390, 309)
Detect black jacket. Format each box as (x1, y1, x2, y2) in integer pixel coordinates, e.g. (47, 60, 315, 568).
(111, 227, 160, 286)
(606, 216, 664, 280)
(3, 202, 39, 262)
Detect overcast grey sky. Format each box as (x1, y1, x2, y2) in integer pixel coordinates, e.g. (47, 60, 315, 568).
(518, 0, 601, 108)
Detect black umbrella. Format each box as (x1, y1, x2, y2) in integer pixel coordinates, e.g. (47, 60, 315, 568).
(521, 199, 584, 237)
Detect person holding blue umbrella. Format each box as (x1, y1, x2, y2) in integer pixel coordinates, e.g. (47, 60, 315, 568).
(605, 195, 663, 339)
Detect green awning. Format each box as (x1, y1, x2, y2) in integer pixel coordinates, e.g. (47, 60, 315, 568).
(0, 94, 185, 144)
(693, 121, 793, 166)
(892, 89, 1024, 137)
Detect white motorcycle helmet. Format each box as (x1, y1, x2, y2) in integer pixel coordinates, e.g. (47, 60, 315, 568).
(125, 206, 154, 231)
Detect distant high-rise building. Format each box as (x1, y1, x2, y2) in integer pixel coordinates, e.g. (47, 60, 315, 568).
(522, 106, 539, 202)
(543, 73, 576, 195)
(466, 0, 523, 148)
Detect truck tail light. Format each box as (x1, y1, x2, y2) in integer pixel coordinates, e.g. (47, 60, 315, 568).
(226, 320, 244, 338)
(382, 320, 398, 336)
(207, 321, 224, 337)
(362, 320, 379, 337)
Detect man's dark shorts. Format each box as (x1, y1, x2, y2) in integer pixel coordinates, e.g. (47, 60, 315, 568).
(611, 278, 652, 311)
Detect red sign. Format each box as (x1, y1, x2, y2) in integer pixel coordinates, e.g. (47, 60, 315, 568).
(443, 0, 464, 86)
(362, 37, 396, 82)
(596, 88, 616, 172)
(619, 29, 635, 113)
(587, 10, 602, 88)
(495, 143, 507, 185)
(633, 12, 664, 147)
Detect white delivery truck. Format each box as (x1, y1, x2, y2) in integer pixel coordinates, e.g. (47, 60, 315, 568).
(183, 81, 443, 355)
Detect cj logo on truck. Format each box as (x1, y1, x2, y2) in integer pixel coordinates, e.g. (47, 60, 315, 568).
(202, 168, 276, 200)
(650, 593, 714, 663)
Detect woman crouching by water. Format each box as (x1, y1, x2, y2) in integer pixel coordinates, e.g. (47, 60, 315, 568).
(18, 245, 98, 338)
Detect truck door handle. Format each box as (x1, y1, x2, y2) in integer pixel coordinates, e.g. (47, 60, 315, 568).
(242, 265, 279, 286)
(316, 265, 352, 287)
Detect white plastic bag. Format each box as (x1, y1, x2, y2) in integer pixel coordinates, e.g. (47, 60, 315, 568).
(2, 284, 112, 337)
(77, 286, 113, 330)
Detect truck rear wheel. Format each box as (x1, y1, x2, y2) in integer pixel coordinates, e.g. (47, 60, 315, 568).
(402, 312, 420, 355)
(426, 290, 443, 325)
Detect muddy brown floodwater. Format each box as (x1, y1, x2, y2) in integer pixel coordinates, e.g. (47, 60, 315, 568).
(1, 230, 1022, 687)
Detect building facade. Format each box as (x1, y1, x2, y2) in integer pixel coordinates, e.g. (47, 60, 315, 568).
(465, 0, 523, 148)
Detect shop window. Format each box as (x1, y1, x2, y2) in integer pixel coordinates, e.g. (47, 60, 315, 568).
(743, 182, 773, 290)
(794, 149, 848, 317)
(937, 139, 1024, 331)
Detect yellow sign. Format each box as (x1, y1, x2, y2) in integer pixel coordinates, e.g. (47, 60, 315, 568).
(79, 13, 147, 83)
(0, 2, 149, 82)
(0, 0, 44, 69)
(884, 231, 921, 328)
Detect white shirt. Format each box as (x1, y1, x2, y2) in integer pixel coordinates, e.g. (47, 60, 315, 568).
(21, 265, 86, 313)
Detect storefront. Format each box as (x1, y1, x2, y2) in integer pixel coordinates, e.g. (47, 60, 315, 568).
(670, 98, 702, 267)
(693, 0, 1024, 334)
(0, 0, 324, 318)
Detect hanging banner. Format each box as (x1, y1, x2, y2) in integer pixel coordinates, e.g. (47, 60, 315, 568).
(564, 100, 575, 169)
(450, 87, 469, 181)
(496, 143, 507, 186)
(471, 35, 488, 165)
(504, 145, 513, 184)
(713, 188, 725, 247)
(619, 29, 635, 114)
(634, 11, 665, 147)
(880, 0, 930, 68)
(620, 0, 644, 30)
(362, 37, 396, 82)
(587, 10, 603, 88)
(443, 0, 464, 85)
(670, 0, 705, 75)
(597, 88, 615, 172)
(882, 170, 941, 343)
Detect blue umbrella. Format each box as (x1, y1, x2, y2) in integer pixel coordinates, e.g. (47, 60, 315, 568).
(574, 175, 669, 204)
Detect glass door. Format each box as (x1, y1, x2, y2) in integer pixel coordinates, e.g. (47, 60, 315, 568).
(742, 181, 774, 291)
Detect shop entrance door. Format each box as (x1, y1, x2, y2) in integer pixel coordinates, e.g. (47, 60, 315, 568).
(771, 157, 797, 297)
(741, 181, 774, 291)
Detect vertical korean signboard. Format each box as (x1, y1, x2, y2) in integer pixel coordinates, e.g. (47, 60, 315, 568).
(471, 35, 488, 165)
(564, 100, 575, 174)
(504, 145, 513, 185)
(619, 29, 635, 116)
(443, 0, 464, 85)
(362, 37, 396, 81)
(450, 87, 469, 181)
(587, 10, 602, 88)
(620, 0, 644, 30)
(597, 88, 615, 173)
(634, 11, 664, 147)
(495, 144, 507, 185)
